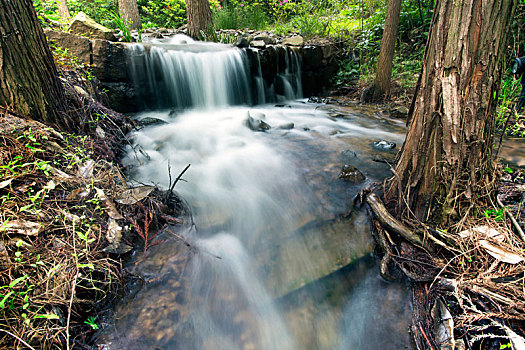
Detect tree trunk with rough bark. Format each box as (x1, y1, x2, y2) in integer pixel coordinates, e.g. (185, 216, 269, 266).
(372, 0, 402, 101)
(385, 0, 517, 224)
(118, 0, 142, 30)
(0, 0, 70, 129)
(186, 0, 214, 39)
(55, 0, 70, 20)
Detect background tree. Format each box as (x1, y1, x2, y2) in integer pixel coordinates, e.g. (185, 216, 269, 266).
(385, 0, 517, 224)
(0, 0, 71, 129)
(371, 0, 402, 101)
(118, 0, 142, 30)
(186, 0, 214, 39)
(55, 0, 70, 20)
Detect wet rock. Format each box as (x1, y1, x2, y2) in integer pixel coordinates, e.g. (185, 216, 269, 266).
(373, 140, 396, 150)
(278, 123, 295, 130)
(390, 106, 409, 118)
(250, 40, 266, 48)
(68, 11, 116, 41)
(136, 117, 167, 127)
(308, 96, 328, 104)
(44, 29, 91, 64)
(283, 36, 304, 46)
(245, 112, 271, 132)
(338, 164, 365, 182)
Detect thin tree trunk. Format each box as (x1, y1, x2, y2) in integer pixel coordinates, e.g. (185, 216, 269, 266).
(56, 0, 70, 20)
(385, 0, 517, 224)
(372, 0, 402, 101)
(118, 0, 142, 30)
(186, 0, 214, 39)
(0, 0, 70, 129)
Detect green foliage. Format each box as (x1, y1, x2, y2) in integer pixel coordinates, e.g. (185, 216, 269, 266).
(212, 0, 270, 30)
(484, 208, 506, 221)
(67, 0, 118, 28)
(138, 0, 186, 29)
(496, 75, 523, 136)
(33, 0, 61, 26)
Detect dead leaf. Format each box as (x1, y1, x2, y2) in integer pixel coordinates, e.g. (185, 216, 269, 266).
(0, 220, 43, 236)
(458, 226, 505, 242)
(106, 218, 122, 245)
(479, 240, 524, 264)
(0, 178, 13, 189)
(95, 188, 124, 220)
(78, 160, 95, 179)
(67, 186, 91, 200)
(116, 186, 155, 205)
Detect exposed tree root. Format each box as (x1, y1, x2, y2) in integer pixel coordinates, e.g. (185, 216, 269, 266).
(366, 191, 525, 350)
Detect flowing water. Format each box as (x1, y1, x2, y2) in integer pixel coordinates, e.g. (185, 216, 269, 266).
(101, 37, 412, 349)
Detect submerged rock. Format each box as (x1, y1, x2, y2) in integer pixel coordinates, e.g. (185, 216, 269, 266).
(338, 164, 365, 182)
(373, 140, 396, 150)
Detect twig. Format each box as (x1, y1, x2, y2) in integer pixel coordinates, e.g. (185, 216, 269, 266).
(165, 164, 191, 204)
(496, 196, 525, 242)
(0, 328, 36, 350)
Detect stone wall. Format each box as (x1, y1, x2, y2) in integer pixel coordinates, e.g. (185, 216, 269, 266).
(45, 30, 340, 113)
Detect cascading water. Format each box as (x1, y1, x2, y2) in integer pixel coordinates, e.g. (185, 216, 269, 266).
(127, 35, 303, 110)
(101, 35, 411, 349)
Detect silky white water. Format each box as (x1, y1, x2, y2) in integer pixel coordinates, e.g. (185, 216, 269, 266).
(102, 37, 411, 349)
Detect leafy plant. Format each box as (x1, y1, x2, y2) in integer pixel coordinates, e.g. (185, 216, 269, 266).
(84, 316, 99, 330)
(108, 11, 133, 42)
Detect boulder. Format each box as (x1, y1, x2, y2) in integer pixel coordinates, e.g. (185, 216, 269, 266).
(234, 36, 251, 48)
(91, 40, 129, 82)
(254, 33, 276, 45)
(250, 40, 266, 48)
(68, 12, 116, 41)
(282, 36, 304, 46)
(44, 29, 91, 64)
(278, 123, 295, 130)
(338, 164, 365, 182)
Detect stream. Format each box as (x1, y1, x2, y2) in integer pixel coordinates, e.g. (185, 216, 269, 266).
(100, 36, 412, 349)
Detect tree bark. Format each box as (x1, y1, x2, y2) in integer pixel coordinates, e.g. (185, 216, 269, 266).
(372, 0, 402, 101)
(118, 0, 142, 30)
(0, 0, 70, 129)
(186, 0, 214, 39)
(385, 0, 517, 224)
(55, 0, 70, 20)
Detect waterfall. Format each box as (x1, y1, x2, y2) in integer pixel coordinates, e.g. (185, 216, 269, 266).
(126, 36, 303, 110)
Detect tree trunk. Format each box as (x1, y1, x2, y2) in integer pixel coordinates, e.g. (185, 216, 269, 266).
(186, 0, 214, 39)
(385, 0, 517, 224)
(118, 0, 142, 30)
(55, 0, 70, 20)
(0, 0, 70, 129)
(372, 0, 402, 101)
